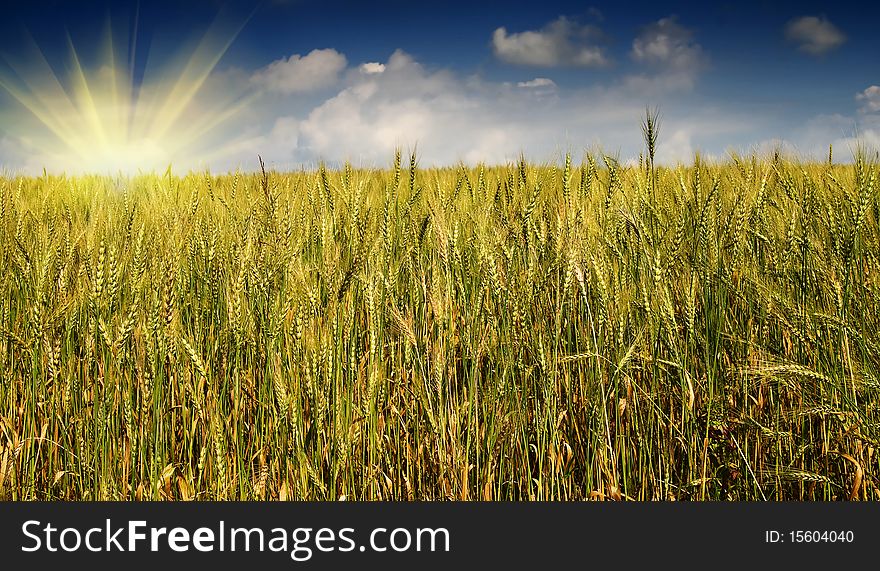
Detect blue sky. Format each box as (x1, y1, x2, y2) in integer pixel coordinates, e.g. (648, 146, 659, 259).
(0, 0, 878, 172)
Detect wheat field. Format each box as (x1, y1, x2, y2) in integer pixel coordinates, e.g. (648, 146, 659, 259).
(0, 144, 878, 500)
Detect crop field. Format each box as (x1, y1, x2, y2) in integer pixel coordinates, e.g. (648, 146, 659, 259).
(0, 147, 878, 501)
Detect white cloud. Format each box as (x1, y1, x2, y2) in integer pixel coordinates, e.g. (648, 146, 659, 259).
(250, 48, 347, 94)
(492, 16, 609, 67)
(785, 16, 846, 56)
(856, 86, 880, 114)
(251, 49, 755, 168)
(656, 128, 695, 165)
(814, 113, 880, 156)
(517, 78, 557, 88)
(628, 17, 707, 92)
(750, 113, 880, 160)
(360, 62, 386, 74)
(631, 17, 707, 71)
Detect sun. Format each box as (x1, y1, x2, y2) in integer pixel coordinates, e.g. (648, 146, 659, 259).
(0, 13, 252, 174)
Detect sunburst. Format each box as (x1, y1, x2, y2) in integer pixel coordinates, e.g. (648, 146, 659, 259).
(0, 11, 252, 174)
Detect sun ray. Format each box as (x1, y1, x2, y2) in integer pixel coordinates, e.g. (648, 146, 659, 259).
(146, 15, 251, 142)
(0, 10, 251, 174)
(65, 32, 108, 147)
(173, 92, 259, 155)
(1, 34, 92, 154)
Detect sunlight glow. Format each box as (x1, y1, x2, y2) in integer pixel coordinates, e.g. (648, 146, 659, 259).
(0, 15, 251, 174)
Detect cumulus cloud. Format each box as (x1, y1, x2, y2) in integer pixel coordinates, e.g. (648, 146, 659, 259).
(631, 17, 706, 70)
(785, 16, 846, 56)
(295, 50, 509, 164)
(492, 16, 609, 67)
(360, 62, 386, 74)
(232, 48, 758, 170)
(856, 86, 880, 114)
(250, 48, 347, 94)
(628, 17, 707, 92)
